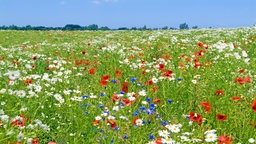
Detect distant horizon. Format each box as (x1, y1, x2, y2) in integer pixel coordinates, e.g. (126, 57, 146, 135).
(1, 0, 256, 29)
(1, 23, 255, 29)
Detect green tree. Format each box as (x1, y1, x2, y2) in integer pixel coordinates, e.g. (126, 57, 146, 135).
(192, 26, 198, 29)
(179, 23, 189, 30)
(161, 26, 168, 30)
(99, 26, 110, 30)
(87, 24, 98, 30)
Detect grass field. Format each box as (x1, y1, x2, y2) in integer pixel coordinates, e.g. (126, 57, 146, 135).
(0, 28, 256, 144)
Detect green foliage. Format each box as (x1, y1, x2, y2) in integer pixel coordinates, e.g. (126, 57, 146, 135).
(0, 28, 255, 143)
(179, 22, 189, 30)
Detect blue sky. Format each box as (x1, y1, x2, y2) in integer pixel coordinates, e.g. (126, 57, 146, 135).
(0, 0, 256, 29)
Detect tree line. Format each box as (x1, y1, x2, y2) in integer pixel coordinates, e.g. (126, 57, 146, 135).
(0, 23, 197, 31)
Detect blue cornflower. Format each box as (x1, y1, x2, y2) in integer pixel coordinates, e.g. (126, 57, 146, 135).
(161, 121, 168, 126)
(145, 97, 151, 101)
(99, 129, 104, 133)
(84, 111, 89, 115)
(148, 134, 155, 139)
(100, 93, 105, 96)
(150, 103, 155, 108)
(132, 110, 139, 116)
(82, 95, 88, 99)
(137, 82, 142, 86)
(140, 106, 146, 111)
(98, 105, 104, 109)
(177, 77, 182, 81)
(130, 77, 137, 82)
(103, 111, 110, 115)
(120, 91, 125, 94)
(147, 109, 155, 115)
(114, 126, 119, 132)
(111, 79, 117, 84)
(167, 99, 173, 104)
(123, 135, 129, 140)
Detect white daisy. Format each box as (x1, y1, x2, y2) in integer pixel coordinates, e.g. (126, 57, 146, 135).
(158, 130, 170, 138)
(205, 133, 217, 142)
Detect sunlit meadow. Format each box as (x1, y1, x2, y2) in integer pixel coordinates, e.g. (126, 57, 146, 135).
(0, 27, 256, 144)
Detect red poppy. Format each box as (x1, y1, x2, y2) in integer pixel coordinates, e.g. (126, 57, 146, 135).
(107, 119, 117, 129)
(100, 80, 108, 87)
(102, 75, 110, 81)
(142, 70, 147, 75)
(121, 82, 129, 93)
(93, 120, 100, 126)
(194, 61, 201, 69)
(216, 114, 228, 121)
(100, 75, 110, 86)
(132, 117, 139, 125)
(115, 70, 122, 78)
(161, 70, 173, 78)
(205, 62, 211, 67)
(189, 112, 202, 125)
(153, 86, 158, 92)
(81, 51, 86, 55)
(88, 43, 91, 46)
(234, 76, 251, 84)
(153, 98, 161, 104)
(238, 69, 245, 73)
(179, 61, 184, 67)
(244, 76, 251, 83)
(252, 100, 256, 112)
(156, 138, 163, 144)
(32, 138, 39, 144)
(12, 115, 25, 127)
(88, 68, 95, 75)
(33, 56, 37, 61)
(111, 94, 119, 102)
(145, 79, 153, 86)
(198, 42, 204, 48)
(121, 98, 131, 106)
(231, 96, 242, 102)
(215, 90, 224, 96)
(158, 64, 165, 70)
(24, 79, 33, 86)
(218, 135, 232, 144)
(200, 102, 211, 113)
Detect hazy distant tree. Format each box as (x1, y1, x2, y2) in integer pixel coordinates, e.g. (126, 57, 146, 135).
(99, 26, 110, 30)
(179, 23, 189, 30)
(130, 27, 137, 30)
(63, 24, 82, 30)
(169, 27, 177, 30)
(118, 27, 129, 30)
(192, 25, 198, 29)
(25, 25, 32, 30)
(162, 26, 168, 30)
(87, 24, 98, 30)
(9, 25, 18, 30)
(142, 25, 147, 30)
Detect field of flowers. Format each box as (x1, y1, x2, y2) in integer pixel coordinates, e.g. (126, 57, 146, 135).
(0, 28, 256, 144)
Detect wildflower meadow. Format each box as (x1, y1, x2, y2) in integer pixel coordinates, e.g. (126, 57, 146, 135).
(0, 27, 256, 144)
